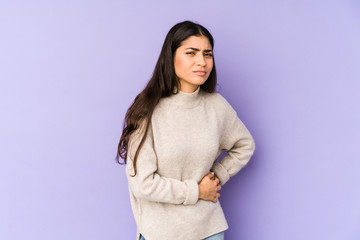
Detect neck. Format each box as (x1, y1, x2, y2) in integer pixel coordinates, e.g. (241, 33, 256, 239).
(167, 85, 202, 108)
(177, 83, 199, 93)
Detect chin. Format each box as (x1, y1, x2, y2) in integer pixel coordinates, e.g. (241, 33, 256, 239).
(181, 77, 208, 87)
(192, 78, 208, 85)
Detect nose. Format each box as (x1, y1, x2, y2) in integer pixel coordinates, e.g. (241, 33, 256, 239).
(196, 55, 206, 66)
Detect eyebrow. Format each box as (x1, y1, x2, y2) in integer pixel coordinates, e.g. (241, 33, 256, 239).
(184, 47, 213, 52)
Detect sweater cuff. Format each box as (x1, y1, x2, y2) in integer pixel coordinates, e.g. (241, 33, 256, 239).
(183, 179, 199, 205)
(211, 162, 230, 185)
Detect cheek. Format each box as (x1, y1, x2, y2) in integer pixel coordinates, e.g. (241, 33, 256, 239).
(209, 61, 214, 70)
(207, 60, 214, 71)
(174, 57, 190, 73)
(174, 56, 181, 71)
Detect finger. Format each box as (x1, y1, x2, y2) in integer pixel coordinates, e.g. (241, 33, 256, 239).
(216, 193, 220, 198)
(217, 185, 221, 191)
(206, 172, 215, 179)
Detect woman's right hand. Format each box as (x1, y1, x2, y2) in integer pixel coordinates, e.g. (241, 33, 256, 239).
(198, 172, 221, 203)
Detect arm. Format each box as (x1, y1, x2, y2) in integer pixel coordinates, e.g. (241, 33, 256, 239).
(125, 120, 199, 205)
(210, 95, 255, 186)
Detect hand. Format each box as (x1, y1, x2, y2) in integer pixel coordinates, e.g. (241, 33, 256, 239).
(209, 172, 219, 181)
(198, 172, 222, 203)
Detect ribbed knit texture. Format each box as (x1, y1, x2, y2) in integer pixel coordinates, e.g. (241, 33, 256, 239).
(126, 86, 255, 240)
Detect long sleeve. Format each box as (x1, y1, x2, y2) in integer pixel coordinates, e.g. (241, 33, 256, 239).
(125, 119, 199, 205)
(210, 95, 255, 186)
(124, 89, 244, 240)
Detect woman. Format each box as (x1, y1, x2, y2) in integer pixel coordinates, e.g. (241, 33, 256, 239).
(116, 20, 255, 240)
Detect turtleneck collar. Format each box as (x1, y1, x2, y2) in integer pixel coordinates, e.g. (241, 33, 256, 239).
(166, 86, 202, 108)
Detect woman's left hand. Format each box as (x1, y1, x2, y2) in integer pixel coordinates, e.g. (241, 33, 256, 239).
(210, 172, 220, 185)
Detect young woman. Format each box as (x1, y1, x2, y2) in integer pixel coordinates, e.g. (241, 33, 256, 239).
(116, 20, 255, 240)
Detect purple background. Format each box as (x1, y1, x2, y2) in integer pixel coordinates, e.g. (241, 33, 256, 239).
(1, 1, 359, 239)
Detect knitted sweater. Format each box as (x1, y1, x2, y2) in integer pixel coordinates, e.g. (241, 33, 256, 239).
(125, 86, 255, 240)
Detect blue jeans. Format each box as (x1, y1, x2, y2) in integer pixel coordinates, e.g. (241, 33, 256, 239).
(139, 231, 225, 240)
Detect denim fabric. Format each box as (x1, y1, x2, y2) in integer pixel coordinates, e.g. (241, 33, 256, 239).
(202, 231, 225, 240)
(139, 231, 225, 240)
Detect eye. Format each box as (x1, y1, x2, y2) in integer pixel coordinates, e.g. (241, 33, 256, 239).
(186, 52, 195, 55)
(205, 53, 213, 57)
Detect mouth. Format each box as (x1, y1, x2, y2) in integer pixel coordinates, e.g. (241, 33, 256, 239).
(193, 71, 206, 76)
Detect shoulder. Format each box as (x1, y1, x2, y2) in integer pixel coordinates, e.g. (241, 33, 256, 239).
(128, 118, 152, 157)
(202, 90, 236, 114)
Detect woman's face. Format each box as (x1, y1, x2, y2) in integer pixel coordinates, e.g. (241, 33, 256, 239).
(174, 35, 213, 93)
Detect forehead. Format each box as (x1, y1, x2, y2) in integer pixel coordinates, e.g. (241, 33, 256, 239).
(178, 35, 212, 50)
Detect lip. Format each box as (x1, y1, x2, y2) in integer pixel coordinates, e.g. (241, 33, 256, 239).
(193, 71, 206, 76)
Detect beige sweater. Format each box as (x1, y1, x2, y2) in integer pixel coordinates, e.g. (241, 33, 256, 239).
(126, 86, 255, 240)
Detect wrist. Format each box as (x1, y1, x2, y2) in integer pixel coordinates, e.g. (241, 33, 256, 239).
(198, 185, 203, 199)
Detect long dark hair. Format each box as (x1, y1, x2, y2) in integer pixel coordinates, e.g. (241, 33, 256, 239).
(116, 20, 218, 176)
